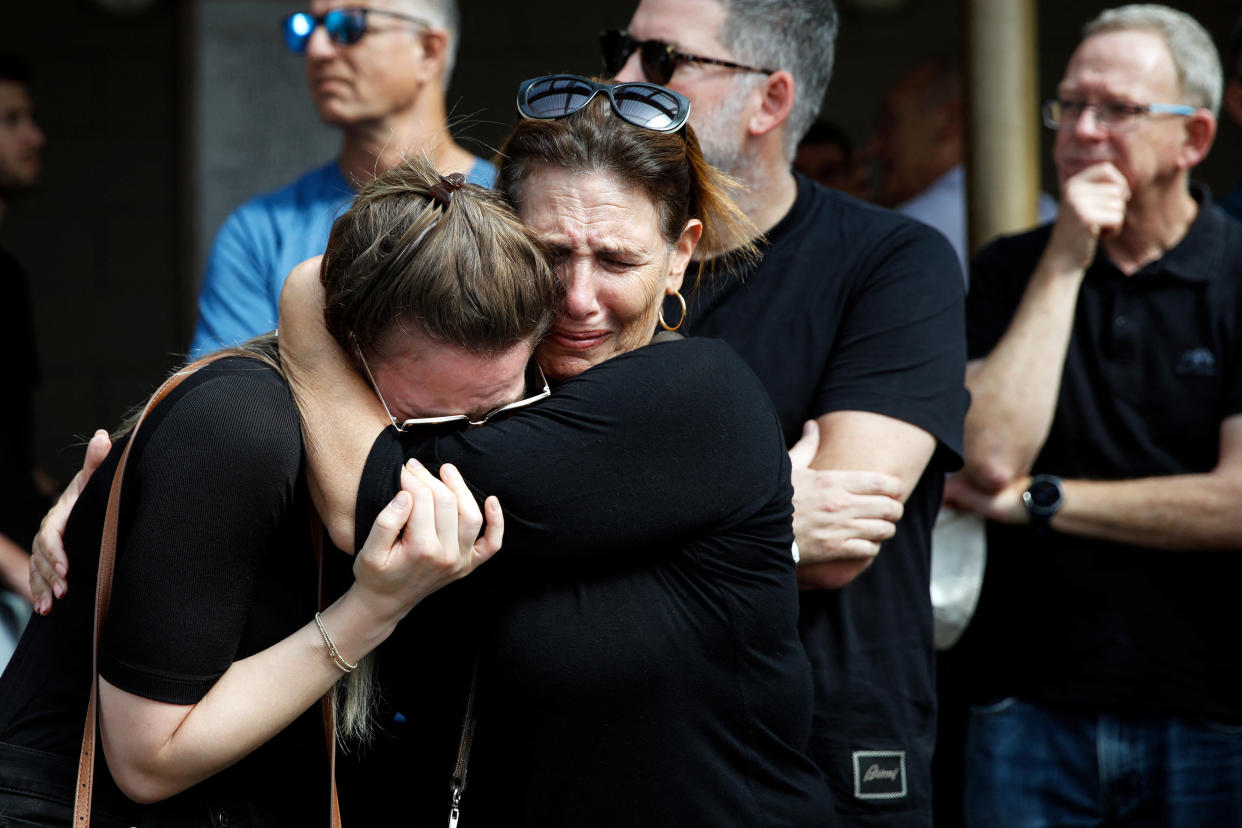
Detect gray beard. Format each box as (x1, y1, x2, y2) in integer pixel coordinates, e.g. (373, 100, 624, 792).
(690, 82, 768, 220)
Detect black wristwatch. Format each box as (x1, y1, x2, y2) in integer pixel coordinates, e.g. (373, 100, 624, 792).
(1022, 474, 1064, 529)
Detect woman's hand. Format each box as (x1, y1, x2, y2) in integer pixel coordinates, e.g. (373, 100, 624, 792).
(349, 458, 503, 625)
(30, 429, 112, 614)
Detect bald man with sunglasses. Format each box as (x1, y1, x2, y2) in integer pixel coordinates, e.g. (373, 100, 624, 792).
(604, 1, 968, 825)
(189, 0, 495, 358)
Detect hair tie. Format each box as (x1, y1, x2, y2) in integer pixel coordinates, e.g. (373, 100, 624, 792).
(430, 172, 467, 208)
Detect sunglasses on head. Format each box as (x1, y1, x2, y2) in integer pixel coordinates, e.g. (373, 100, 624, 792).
(282, 7, 428, 54)
(599, 28, 775, 85)
(516, 74, 691, 134)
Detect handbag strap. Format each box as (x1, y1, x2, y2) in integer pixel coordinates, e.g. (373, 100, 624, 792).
(447, 656, 479, 828)
(310, 509, 344, 828)
(75, 357, 222, 825)
(73, 354, 343, 827)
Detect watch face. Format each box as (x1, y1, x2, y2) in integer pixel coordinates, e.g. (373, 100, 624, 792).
(1027, 479, 1060, 508)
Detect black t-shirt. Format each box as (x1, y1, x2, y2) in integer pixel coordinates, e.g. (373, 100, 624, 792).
(0, 246, 44, 550)
(667, 174, 967, 822)
(0, 357, 329, 825)
(353, 337, 833, 827)
(961, 191, 1242, 722)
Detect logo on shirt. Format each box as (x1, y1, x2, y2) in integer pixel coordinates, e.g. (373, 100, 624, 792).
(852, 750, 907, 800)
(1175, 347, 1217, 377)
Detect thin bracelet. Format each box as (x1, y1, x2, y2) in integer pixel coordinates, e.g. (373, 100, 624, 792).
(314, 611, 358, 674)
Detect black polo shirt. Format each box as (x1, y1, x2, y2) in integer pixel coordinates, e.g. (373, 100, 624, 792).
(962, 188, 1242, 723)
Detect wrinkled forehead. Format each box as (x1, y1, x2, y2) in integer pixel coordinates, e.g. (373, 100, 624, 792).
(1060, 29, 1181, 102)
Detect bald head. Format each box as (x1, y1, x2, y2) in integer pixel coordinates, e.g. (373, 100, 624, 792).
(868, 58, 962, 207)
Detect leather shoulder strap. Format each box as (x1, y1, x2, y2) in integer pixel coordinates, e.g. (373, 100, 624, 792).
(74, 354, 230, 825)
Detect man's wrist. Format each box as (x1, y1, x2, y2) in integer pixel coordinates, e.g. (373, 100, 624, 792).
(1022, 474, 1064, 529)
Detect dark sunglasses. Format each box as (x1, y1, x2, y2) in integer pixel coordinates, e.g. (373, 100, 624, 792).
(516, 74, 691, 134)
(600, 28, 775, 85)
(282, 7, 427, 54)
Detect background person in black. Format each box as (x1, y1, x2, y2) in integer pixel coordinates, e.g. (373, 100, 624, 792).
(0, 159, 553, 826)
(277, 82, 835, 825)
(608, 0, 968, 822)
(945, 5, 1242, 824)
(0, 55, 48, 666)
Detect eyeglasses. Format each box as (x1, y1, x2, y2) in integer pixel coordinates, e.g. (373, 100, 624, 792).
(355, 345, 551, 431)
(600, 28, 775, 85)
(517, 74, 691, 134)
(282, 7, 428, 54)
(1042, 99, 1197, 132)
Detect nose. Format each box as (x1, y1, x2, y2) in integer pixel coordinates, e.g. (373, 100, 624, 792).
(1070, 104, 1107, 139)
(560, 261, 600, 319)
(304, 24, 336, 60)
(614, 50, 645, 83)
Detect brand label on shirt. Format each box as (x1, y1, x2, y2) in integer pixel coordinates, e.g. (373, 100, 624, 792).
(1175, 347, 1217, 377)
(852, 750, 907, 800)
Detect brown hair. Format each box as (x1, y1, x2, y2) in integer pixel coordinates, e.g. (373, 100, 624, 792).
(496, 89, 759, 278)
(321, 157, 562, 360)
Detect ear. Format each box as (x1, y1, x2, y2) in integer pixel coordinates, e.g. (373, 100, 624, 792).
(413, 27, 450, 84)
(666, 218, 703, 294)
(1177, 109, 1216, 171)
(1224, 79, 1242, 129)
(747, 70, 796, 138)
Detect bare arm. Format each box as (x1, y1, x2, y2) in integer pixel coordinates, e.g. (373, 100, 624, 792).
(946, 415, 1242, 550)
(796, 410, 937, 589)
(99, 461, 502, 803)
(789, 420, 905, 570)
(963, 162, 1129, 491)
(278, 257, 389, 552)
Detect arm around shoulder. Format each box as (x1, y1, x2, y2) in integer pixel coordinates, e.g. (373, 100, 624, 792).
(279, 257, 390, 552)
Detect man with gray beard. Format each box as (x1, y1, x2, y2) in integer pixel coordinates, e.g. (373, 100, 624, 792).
(603, 1, 967, 824)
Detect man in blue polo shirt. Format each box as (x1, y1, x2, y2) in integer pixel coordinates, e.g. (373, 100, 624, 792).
(190, 0, 495, 357)
(949, 5, 1242, 824)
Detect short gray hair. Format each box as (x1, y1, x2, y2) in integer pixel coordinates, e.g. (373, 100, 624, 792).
(404, 0, 461, 84)
(717, 0, 839, 161)
(1084, 4, 1222, 116)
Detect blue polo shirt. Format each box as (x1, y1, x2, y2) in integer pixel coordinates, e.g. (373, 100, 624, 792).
(189, 156, 497, 358)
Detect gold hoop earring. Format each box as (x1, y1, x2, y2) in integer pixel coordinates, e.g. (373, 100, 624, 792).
(658, 289, 687, 332)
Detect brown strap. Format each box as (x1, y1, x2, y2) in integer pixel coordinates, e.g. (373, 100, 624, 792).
(72, 354, 344, 826)
(311, 509, 344, 828)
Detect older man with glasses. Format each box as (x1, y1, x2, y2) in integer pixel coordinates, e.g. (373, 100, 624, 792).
(944, 5, 1242, 825)
(189, 0, 495, 358)
(602, 1, 969, 825)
